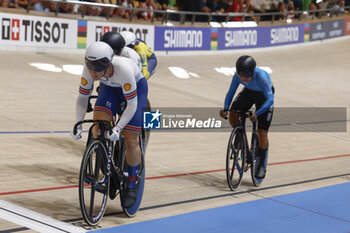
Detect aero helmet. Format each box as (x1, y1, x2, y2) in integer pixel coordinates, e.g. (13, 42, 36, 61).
(236, 55, 256, 78)
(85, 41, 114, 72)
(101, 31, 126, 55)
(120, 31, 136, 48)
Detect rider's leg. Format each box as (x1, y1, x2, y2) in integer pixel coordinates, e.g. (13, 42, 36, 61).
(229, 112, 240, 127)
(122, 129, 142, 208)
(255, 107, 273, 178)
(124, 129, 141, 188)
(92, 111, 111, 137)
(92, 84, 119, 138)
(254, 126, 268, 179)
(93, 84, 120, 199)
(146, 55, 157, 80)
(229, 88, 254, 149)
(256, 129, 269, 178)
(123, 78, 148, 208)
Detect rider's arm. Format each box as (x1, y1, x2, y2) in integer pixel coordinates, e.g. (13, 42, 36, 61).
(144, 42, 157, 79)
(134, 40, 152, 80)
(256, 72, 274, 116)
(224, 74, 239, 110)
(146, 53, 157, 79)
(115, 62, 138, 130)
(75, 66, 94, 123)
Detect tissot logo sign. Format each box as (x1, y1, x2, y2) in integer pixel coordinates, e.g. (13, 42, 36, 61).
(86, 21, 154, 48)
(0, 13, 77, 47)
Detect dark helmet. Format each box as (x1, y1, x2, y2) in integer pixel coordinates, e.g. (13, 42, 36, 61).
(101, 31, 126, 56)
(236, 55, 256, 78)
(85, 41, 114, 72)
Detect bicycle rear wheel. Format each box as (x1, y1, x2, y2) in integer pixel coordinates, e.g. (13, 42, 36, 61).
(226, 127, 246, 191)
(250, 133, 264, 187)
(79, 140, 110, 226)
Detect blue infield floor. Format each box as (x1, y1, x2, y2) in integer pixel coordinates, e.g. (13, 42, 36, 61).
(93, 182, 350, 233)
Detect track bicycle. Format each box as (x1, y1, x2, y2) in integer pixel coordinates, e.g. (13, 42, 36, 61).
(74, 97, 148, 226)
(225, 109, 265, 191)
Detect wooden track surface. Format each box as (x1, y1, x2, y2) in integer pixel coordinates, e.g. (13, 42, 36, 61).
(0, 38, 350, 232)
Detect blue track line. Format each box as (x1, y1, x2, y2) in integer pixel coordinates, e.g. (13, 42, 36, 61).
(0, 119, 348, 134)
(92, 182, 350, 233)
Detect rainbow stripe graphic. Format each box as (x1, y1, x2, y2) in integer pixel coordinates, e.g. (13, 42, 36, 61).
(78, 20, 87, 49)
(304, 23, 310, 42)
(211, 28, 218, 50)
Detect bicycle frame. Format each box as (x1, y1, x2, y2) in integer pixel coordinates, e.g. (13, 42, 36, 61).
(75, 119, 126, 182)
(225, 109, 263, 190)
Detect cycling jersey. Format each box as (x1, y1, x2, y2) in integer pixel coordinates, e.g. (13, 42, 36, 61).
(76, 56, 146, 131)
(121, 46, 142, 73)
(132, 39, 157, 80)
(224, 68, 274, 116)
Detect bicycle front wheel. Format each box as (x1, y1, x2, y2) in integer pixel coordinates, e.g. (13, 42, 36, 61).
(79, 140, 110, 226)
(226, 127, 246, 191)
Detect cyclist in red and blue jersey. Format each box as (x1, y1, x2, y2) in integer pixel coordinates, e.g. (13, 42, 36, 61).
(220, 55, 274, 179)
(71, 41, 147, 208)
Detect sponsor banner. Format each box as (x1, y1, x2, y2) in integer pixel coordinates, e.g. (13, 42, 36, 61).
(154, 26, 211, 51)
(309, 19, 344, 41)
(345, 17, 350, 35)
(218, 24, 304, 50)
(0, 12, 77, 48)
(218, 27, 259, 49)
(86, 21, 154, 49)
(265, 24, 304, 46)
(143, 107, 346, 132)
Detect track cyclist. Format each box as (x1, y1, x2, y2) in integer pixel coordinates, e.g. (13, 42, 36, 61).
(120, 30, 157, 80)
(71, 41, 148, 208)
(101, 31, 142, 73)
(219, 55, 274, 179)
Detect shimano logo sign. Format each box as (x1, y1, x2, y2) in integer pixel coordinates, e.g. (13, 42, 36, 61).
(164, 30, 203, 48)
(270, 27, 299, 44)
(225, 30, 257, 47)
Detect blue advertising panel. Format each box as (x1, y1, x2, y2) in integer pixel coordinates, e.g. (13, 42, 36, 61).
(218, 27, 259, 49)
(261, 24, 304, 46)
(154, 26, 211, 51)
(309, 19, 344, 41)
(218, 24, 304, 50)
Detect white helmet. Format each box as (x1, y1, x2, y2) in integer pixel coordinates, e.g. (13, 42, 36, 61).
(120, 31, 136, 47)
(85, 41, 114, 72)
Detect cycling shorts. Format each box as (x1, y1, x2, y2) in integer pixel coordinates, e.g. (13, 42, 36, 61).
(95, 78, 148, 131)
(231, 87, 274, 130)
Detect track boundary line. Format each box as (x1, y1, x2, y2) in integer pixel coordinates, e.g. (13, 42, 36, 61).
(1, 153, 349, 197)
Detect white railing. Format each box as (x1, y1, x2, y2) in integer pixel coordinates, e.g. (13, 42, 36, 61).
(23, 0, 350, 25)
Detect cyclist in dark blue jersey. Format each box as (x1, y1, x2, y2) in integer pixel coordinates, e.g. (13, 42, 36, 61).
(220, 55, 274, 179)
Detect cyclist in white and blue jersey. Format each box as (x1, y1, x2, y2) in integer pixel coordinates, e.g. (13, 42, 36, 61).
(71, 41, 147, 208)
(220, 55, 274, 179)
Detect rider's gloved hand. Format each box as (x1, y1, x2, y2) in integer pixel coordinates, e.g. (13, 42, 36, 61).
(71, 124, 82, 140)
(219, 109, 228, 119)
(108, 126, 122, 141)
(249, 112, 258, 122)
